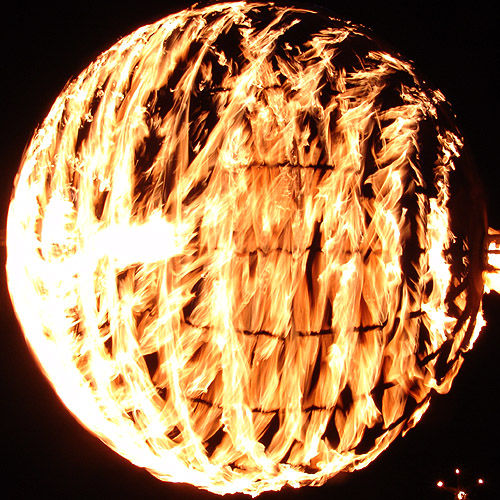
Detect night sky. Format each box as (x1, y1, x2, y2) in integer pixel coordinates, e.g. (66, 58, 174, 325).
(1, 1, 498, 499)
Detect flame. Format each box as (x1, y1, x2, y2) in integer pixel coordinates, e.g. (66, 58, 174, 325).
(6, 2, 492, 495)
(485, 229, 500, 293)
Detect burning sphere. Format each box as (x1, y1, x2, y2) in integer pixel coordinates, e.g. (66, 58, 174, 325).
(6, 2, 495, 495)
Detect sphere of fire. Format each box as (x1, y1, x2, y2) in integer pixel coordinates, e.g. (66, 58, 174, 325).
(6, 2, 488, 495)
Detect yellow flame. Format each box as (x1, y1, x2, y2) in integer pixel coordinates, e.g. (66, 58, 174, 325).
(485, 229, 500, 293)
(6, 2, 489, 495)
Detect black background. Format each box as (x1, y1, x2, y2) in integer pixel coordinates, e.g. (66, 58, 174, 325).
(0, 1, 498, 499)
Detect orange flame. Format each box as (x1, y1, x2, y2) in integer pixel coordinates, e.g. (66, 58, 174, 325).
(5, 2, 495, 495)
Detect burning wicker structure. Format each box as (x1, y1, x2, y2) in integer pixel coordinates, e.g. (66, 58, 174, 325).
(6, 2, 496, 495)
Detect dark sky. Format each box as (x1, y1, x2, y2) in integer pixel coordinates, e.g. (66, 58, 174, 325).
(0, 1, 498, 499)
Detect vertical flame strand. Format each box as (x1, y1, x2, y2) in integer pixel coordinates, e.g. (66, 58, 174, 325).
(485, 229, 500, 293)
(6, 2, 489, 495)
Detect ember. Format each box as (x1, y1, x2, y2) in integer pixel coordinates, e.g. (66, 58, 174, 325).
(6, 2, 499, 495)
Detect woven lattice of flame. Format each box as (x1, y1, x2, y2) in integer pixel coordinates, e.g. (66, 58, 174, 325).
(6, 2, 495, 496)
